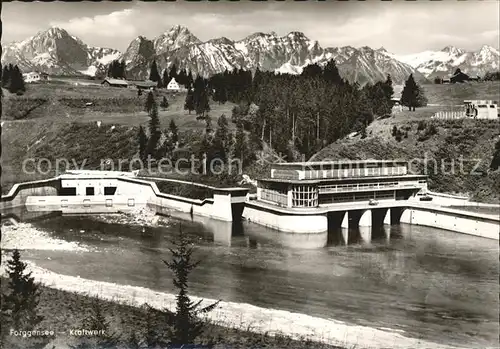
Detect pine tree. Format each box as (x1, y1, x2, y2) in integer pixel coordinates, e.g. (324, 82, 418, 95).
(194, 84, 210, 117)
(147, 99, 161, 158)
(184, 89, 195, 114)
(186, 72, 194, 89)
(212, 114, 231, 163)
(73, 299, 119, 349)
(383, 74, 394, 101)
(233, 123, 248, 165)
(163, 225, 220, 345)
(401, 74, 426, 111)
(1, 250, 43, 333)
(169, 63, 178, 82)
(169, 119, 178, 145)
(162, 70, 170, 88)
(490, 139, 500, 170)
(160, 96, 169, 110)
(145, 91, 155, 113)
(119, 60, 126, 79)
(323, 59, 342, 85)
(2, 65, 11, 87)
(149, 60, 161, 86)
(8, 65, 25, 94)
(138, 126, 148, 163)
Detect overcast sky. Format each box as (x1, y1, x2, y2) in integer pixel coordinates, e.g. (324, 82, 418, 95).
(2, 0, 499, 54)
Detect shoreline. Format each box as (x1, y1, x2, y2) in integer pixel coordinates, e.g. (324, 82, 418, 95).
(0, 220, 490, 349)
(0, 259, 466, 349)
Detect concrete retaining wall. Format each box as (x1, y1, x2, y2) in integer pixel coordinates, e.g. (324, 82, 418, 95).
(1, 178, 60, 210)
(243, 204, 327, 234)
(423, 191, 469, 206)
(25, 195, 149, 214)
(400, 207, 499, 240)
(2, 175, 248, 223)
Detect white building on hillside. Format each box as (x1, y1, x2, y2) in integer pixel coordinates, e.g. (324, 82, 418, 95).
(23, 72, 42, 83)
(464, 100, 499, 119)
(166, 77, 181, 92)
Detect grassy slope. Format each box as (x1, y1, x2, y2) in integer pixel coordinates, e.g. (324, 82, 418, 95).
(1, 82, 235, 130)
(1, 82, 236, 193)
(312, 81, 500, 203)
(0, 277, 342, 349)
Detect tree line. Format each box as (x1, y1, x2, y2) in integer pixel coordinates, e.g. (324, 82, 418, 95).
(206, 60, 397, 159)
(139, 91, 179, 163)
(107, 59, 195, 90)
(2, 64, 26, 94)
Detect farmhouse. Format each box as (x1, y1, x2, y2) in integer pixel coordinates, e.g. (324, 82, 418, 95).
(101, 77, 128, 88)
(166, 77, 181, 92)
(450, 69, 470, 83)
(23, 71, 48, 83)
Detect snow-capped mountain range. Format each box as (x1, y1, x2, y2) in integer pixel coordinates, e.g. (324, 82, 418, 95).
(1, 27, 121, 76)
(2, 25, 499, 84)
(394, 45, 500, 78)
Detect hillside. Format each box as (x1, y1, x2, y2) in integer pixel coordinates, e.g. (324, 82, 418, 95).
(311, 118, 500, 203)
(0, 80, 236, 193)
(310, 81, 500, 203)
(1, 81, 235, 129)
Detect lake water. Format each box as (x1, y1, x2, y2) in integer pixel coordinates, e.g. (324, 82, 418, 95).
(17, 213, 499, 349)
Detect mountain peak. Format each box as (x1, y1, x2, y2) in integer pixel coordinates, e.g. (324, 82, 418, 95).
(168, 25, 193, 36)
(441, 45, 464, 56)
(479, 44, 499, 54)
(208, 37, 234, 46)
(154, 25, 201, 54)
(285, 31, 310, 42)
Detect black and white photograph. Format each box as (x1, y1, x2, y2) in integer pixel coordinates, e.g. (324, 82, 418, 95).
(0, 0, 499, 348)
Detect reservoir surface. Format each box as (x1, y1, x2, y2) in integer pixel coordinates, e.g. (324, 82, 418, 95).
(15, 213, 500, 349)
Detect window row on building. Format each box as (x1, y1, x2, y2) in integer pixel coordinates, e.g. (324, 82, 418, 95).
(318, 191, 396, 205)
(318, 181, 401, 194)
(291, 185, 318, 207)
(260, 188, 288, 207)
(302, 166, 407, 180)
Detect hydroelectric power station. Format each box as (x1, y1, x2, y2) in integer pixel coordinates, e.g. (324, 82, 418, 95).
(1, 160, 498, 245)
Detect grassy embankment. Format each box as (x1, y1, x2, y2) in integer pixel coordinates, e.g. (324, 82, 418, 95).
(312, 81, 500, 203)
(0, 277, 343, 349)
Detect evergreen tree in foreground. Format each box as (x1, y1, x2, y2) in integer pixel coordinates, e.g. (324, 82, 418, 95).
(1, 249, 43, 335)
(72, 299, 119, 349)
(163, 225, 220, 345)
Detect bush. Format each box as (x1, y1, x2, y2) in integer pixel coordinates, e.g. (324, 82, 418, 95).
(417, 120, 426, 131)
